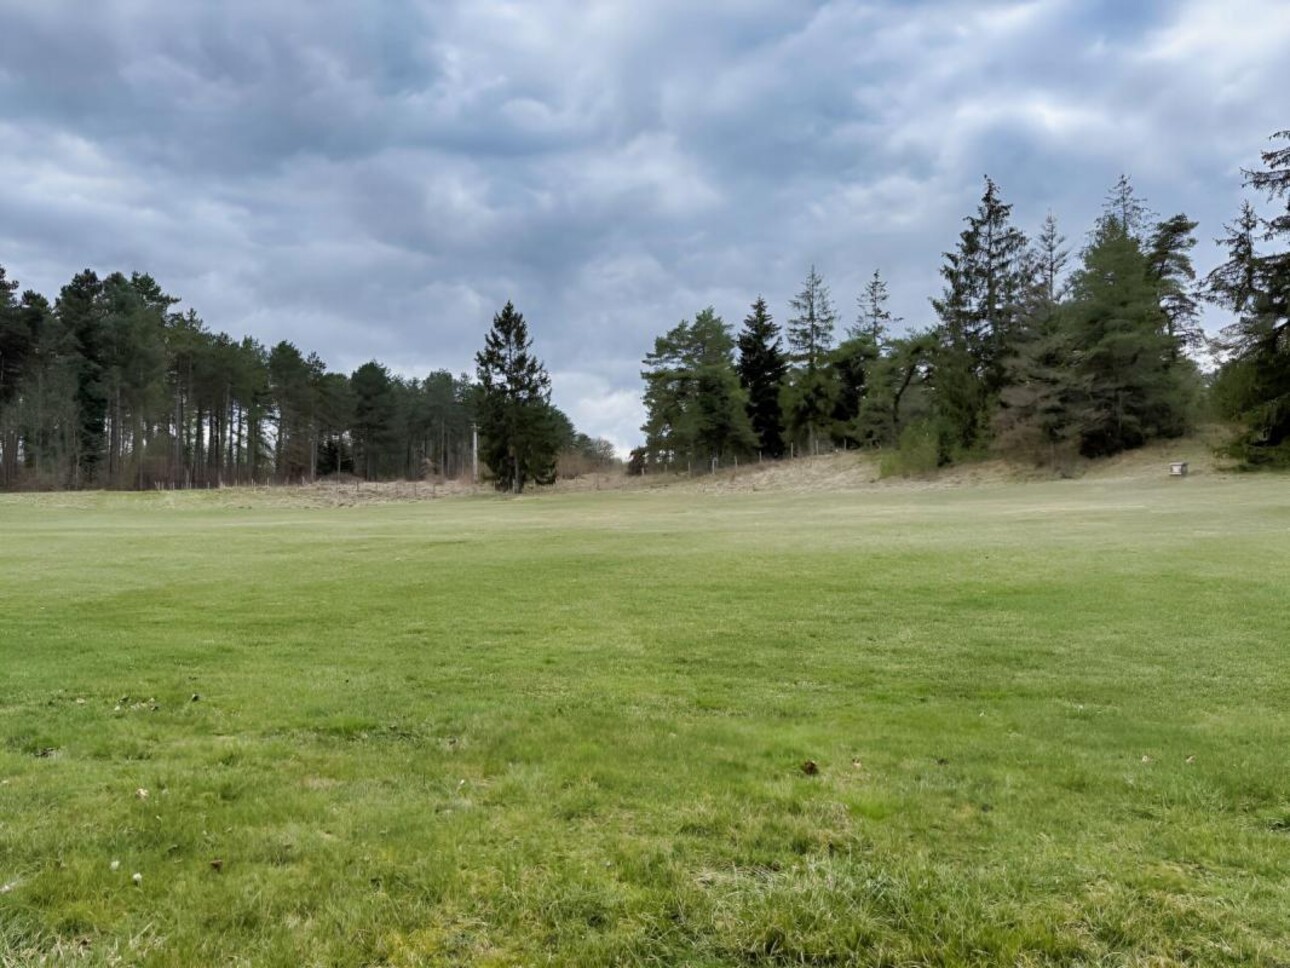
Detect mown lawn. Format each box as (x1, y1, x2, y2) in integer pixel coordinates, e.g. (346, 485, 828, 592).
(1, 470, 1288, 966)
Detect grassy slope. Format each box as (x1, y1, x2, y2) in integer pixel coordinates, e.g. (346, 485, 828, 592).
(1, 468, 1288, 966)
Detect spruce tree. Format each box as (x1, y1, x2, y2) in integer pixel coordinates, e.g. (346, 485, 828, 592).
(475, 301, 559, 493)
(785, 266, 838, 454)
(735, 297, 787, 458)
(994, 215, 1076, 466)
(1065, 215, 1190, 456)
(1104, 174, 1153, 241)
(1206, 132, 1290, 465)
(855, 269, 899, 346)
(642, 308, 755, 470)
(55, 270, 108, 486)
(1147, 214, 1203, 359)
(1030, 213, 1070, 305)
(351, 361, 401, 480)
(930, 177, 1029, 456)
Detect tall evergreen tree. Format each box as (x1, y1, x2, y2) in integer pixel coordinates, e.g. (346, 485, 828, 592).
(735, 296, 787, 458)
(1206, 131, 1290, 465)
(994, 214, 1076, 465)
(642, 308, 756, 470)
(1065, 213, 1191, 456)
(930, 177, 1029, 456)
(475, 301, 560, 493)
(351, 361, 402, 480)
(1030, 213, 1070, 305)
(56, 270, 108, 486)
(1104, 174, 1153, 241)
(0, 267, 32, 486)
(855, 269, 900, 346)
(1147, 214, 1203, 359)
(785, 265, 838, 454)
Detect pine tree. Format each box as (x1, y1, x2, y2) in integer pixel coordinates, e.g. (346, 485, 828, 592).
(55, 269, 108, 486)
(1104, 174, 1154, 241)
(475, 301, 560, 492)
(994, 214, 1075, 466)
(1065, 216, 1190, 456)
(1031, 213, 1070, 305)
(828, 335, 879, 445)
(785, 266, 838, 454)
(1206, 132, 1290, 465)
(930, 177, 1029, 456)
(351, 361, 401, 480)
(641, 308, 756, 470)
(855, 270, 900, 346)
(735, 297, 787, 458)
(0, 266, 31, 486)
(1147, 214, 1203, 359)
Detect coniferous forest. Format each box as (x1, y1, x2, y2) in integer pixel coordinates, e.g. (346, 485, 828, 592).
(2, 131, 1288, 492)
(638, 131, 1290, 474)
(0, 279, 613, 492)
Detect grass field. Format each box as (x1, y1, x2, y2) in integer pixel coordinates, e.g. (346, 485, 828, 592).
(2, 464, 1289, 966)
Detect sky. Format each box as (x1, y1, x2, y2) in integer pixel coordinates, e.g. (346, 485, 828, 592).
(1, 0, 1287, 454)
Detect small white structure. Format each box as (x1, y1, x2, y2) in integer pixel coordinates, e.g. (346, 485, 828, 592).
(1169, 461, 1189, 477)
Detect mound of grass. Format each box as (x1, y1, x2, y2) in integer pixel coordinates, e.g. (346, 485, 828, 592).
(1, 474, 1288, 965)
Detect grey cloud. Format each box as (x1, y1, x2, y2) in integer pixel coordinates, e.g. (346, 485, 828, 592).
(1, 0, 1288, 455)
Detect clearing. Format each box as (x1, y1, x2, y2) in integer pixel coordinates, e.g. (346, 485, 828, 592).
(1, 458, 1288, 965)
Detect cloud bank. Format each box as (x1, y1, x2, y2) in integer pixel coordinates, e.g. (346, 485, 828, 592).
(2, 0, 1287, 452)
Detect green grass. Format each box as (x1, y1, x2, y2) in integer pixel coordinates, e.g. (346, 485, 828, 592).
(2, 470, 1288, 966)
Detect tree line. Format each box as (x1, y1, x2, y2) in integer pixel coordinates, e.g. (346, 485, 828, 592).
(0, 272, 613, 491)
(638, 131, 1290, 473)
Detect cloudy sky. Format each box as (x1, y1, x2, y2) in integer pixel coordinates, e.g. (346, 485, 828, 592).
(1, 0, 1287, 452)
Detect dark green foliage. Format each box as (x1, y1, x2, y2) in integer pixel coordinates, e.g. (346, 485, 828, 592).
(0, 267, 30, 406)
(0, 269, 519, 490)
(827, 334, 879, 445)
(475, 301, 561, 492)
(0, 269, 35, 487)
(784, 267, 838, 454)
(1206, 132, 1290, 466)
(877, 416, 941, 477)
(931, 177, 1030, 455)
(56, 269, 110, 485)
(852, 333, 934, 447)
(1063, 215, 1192, 456)
(995, 307, 1080, 468)
(994, 215, 1077, 467)
(735, 297, 787, 458)
(268, 341, 319, 482)
(1147, 214, 1203, 358)
(414, 370, 475, 479)
(642, 308, 756, 470)
(351, 361, 404, 480)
